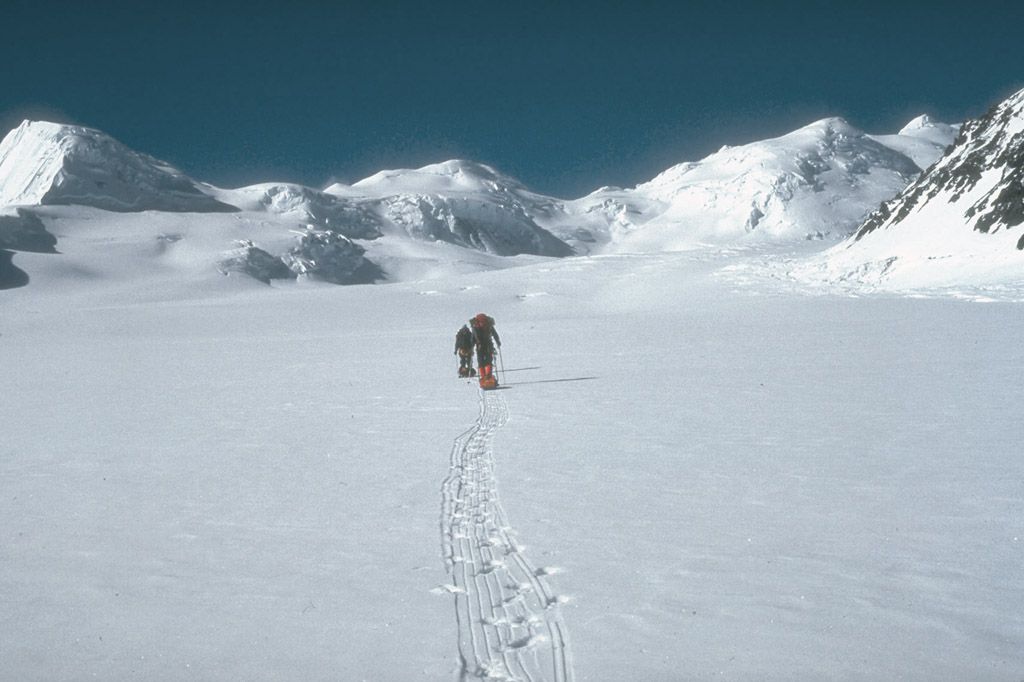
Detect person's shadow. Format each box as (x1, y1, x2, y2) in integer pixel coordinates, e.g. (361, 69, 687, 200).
(502, 376, 597, 387)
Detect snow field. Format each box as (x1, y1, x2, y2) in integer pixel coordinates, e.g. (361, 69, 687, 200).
(3, 250, 1024, 680)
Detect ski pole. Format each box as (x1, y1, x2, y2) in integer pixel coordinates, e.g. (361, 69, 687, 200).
(498, 346, 505, 384)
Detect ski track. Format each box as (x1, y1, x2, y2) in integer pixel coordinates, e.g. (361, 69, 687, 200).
(440, 390, 573, 682)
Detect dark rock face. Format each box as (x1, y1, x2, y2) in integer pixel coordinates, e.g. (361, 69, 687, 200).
(855, 89, 1024, 242)
(282, 229, 385, 284)
(219, 241, 295, 284)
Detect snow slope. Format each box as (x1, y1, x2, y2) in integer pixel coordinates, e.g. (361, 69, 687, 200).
(327, 160, 574, 258)
(573, 116, 933, 249)
(802, 87, 1024, 289)
(546, 116, 950, 253)
(0, 121, 236, 213)
(3, 245, 1023, 680)
(868, 114, 959, 170)
(217, 183, 382, 240)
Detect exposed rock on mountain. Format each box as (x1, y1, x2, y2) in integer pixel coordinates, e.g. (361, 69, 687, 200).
(280, 228, 384, 284)
(808, 88, 1024, 286)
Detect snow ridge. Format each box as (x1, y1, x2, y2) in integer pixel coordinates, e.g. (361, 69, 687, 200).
(855, 87, 1024, 242)
(549, 116, 938, 252)
(0, 121, 236, 213)
(440, 391, 573, 682)
(329, 160, 574, 258)
(224, 183, 381, 239)
(799, 87, 1024, 288)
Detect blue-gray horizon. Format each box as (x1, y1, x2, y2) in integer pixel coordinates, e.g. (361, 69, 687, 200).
(2, 0, 1022, 199)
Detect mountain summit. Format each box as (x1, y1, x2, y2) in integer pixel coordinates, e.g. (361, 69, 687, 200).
(0, 121, 236, 213)
(547, 116, 947, 252)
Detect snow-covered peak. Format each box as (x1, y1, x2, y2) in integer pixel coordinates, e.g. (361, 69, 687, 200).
(868, 126, 958, 171)
(638, 116, 912, 196)
(321, 159, 573, 258)
(811, 87, 1024, 287)
(0, 120, 236, 213)
(900, 114, 933, 133)
(802, 116, 862, 136)
(585, 115, 922, 249)
(871, 114, 961, 166)
(348, 159, 527, 196)
(855, 87, 1024, 241)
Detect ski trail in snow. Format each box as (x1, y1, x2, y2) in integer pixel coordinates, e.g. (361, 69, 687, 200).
(440, 390, 573, 682)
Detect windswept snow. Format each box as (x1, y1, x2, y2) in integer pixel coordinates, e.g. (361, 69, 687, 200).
(0, 121, 236, 213)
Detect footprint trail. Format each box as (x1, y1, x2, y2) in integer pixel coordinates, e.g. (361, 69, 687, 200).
(440, 390, 574, 682)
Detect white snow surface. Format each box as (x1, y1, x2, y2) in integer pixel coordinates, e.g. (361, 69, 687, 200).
(868, 114, 960, 170)
(0, 121, 234, 213)
(3, 237, 1024, 680)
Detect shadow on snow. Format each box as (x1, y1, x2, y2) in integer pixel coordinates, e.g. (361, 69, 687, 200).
(501, 376, 598, 387)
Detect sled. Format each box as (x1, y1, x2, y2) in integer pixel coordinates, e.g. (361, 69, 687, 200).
(478, 374, 499, 390)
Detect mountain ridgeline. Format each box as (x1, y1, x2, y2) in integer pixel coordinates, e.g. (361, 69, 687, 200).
(809, 86, 1024, 287)
(0, 103, 985, 288)
(854, 88, 1024, 246)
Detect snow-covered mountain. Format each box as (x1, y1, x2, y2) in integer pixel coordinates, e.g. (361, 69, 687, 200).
(867, 114, 959, 170)
(544, 116, 957, 252)
(216, 183, 382, 239)
(807, 87, 1024, 287)
(325, 160, 574, 258)
(0, 112, 961, 289)
(0, 121, 236, 213)
(0, 124, 576, 288)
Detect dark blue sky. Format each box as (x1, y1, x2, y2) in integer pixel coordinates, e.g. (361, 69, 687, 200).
(2, 0, 1022, 198)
